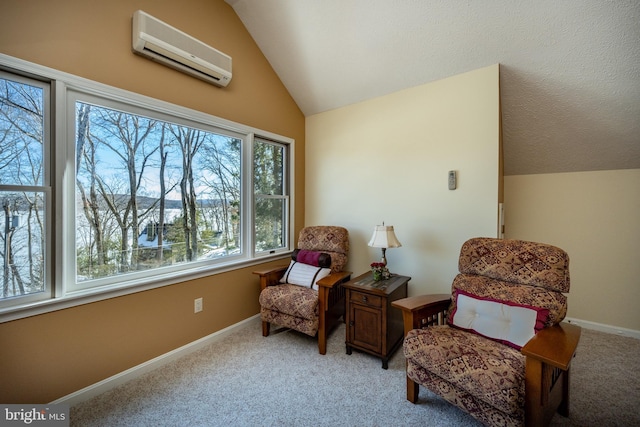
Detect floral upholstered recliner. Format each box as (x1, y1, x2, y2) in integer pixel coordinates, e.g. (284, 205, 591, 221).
(254, 226, 351, 355)
(392, 237, 581, 427)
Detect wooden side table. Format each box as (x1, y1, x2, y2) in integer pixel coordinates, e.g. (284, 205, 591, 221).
(344, 272, 410, 369)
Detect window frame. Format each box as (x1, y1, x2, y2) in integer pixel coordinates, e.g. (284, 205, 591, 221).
(0, 70, 53, 310)
(0, 53, 295, 322)
(253, 137, 290, 255)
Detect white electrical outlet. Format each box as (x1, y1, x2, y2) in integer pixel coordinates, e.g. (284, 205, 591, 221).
(194, 297, 203, 313)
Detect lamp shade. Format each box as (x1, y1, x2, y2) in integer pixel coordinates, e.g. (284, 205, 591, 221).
(368, 225, 402, 248)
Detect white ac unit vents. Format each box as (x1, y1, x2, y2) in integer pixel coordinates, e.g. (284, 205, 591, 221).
(132, 10, 232, 87)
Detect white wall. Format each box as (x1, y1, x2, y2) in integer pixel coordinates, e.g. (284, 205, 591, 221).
(504, 169, 640, 333)
(305, 65, 501, 296)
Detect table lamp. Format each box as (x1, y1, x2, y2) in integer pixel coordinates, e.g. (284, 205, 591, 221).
(368, 224, 402, 266)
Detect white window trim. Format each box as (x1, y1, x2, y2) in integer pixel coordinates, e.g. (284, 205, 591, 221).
(0, 53, 296, 323)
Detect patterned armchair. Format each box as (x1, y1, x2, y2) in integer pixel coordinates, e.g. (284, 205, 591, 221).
(253, 226, 351, 355)
(392, 237, 581, 427)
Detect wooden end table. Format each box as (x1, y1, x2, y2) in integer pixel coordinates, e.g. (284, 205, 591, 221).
(344, 271, 410, 369)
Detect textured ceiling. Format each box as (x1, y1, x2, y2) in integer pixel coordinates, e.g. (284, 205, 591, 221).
(226, 0, 640, 175)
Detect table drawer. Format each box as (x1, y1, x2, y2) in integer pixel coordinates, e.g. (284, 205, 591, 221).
(350, 290, 382, 308)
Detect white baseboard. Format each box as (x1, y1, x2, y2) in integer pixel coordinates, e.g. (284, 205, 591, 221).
(51, 314, 260, 406)
(565, 317, 640, 340)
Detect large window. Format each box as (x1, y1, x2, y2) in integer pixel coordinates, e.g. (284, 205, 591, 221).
(0, 56, 294, 318)
(73, 99, 244, 286)
(0, 72, 50, 307)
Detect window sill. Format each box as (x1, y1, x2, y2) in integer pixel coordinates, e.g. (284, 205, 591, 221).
(0, 253, 290, 324)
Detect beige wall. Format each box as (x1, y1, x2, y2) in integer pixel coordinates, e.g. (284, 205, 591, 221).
(504, 169, 640, 332)
(0, 0, 304, 403)
(305, 65, 502, 296)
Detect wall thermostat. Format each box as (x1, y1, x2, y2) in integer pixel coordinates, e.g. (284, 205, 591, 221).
(448, 170, 457, 190)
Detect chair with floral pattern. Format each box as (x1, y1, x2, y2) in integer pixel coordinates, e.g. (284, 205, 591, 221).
(392, 237, 581, 427)
(253, 226, 351, 354)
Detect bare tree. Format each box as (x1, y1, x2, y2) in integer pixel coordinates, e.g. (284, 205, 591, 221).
(85, 107, 158, 272)
(200, 136, 240, 251)
(76, 103, 107, 269)
(170, 126, 205, 261)
(157, 123, 168, 262)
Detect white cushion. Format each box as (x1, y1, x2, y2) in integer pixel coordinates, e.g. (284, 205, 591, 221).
(450, 290, 549, 349)
(279, 260, 331, 291)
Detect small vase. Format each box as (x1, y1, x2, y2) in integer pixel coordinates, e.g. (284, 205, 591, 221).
(372, 270, 383, 281)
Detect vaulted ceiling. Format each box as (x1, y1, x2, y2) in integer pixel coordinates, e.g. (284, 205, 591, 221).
(227, 0, 639, 175)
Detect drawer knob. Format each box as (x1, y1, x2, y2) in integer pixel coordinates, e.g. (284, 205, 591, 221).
(362, 296, 368, 302)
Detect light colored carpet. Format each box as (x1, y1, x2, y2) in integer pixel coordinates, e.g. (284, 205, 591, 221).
(71, 317, 640, 426)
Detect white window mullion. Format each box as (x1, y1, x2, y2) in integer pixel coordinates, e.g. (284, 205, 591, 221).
(54, 80, 70, 298)
(246, 132, 255, 258)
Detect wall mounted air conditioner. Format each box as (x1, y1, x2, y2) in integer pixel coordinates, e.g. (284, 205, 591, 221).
(132, 10, 232, 87)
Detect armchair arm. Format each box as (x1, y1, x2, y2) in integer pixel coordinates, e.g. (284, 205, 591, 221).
(316, 271, 352, 290)
(391, 294, 451, 335)
(252, 265, 288, 291)
(522, 322, 581, 425)
(316, 271, 352, 309)
(522, 322, 581, 370)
